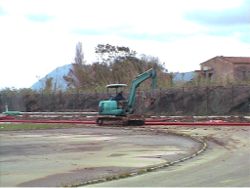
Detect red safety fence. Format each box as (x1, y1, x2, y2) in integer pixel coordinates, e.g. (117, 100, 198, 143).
(0, 119, 250, 126)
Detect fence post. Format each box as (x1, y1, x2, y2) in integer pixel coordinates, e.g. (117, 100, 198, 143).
(5, 103, 8, 112)
(231, 85, 234, 108)
(182, 87, 184, 114)
(41, 92, 44, 111)
(206, 86, 209, 115)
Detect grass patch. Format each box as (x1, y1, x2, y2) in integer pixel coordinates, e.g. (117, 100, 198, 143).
(0, 123, 77, 131)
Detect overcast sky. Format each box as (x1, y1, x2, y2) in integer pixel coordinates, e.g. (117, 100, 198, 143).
(0, 0, 249, 89)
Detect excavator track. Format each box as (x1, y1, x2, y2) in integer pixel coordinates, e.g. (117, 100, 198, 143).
(96, 116, 145, 126)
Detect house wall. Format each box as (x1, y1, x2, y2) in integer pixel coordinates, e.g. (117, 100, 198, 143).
(201, 57, 234, 83)
(233, 63, 250, 81)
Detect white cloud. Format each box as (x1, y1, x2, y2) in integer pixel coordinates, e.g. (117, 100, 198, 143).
(0, 0, 249, 89)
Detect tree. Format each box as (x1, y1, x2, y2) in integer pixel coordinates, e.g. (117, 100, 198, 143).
(95, 44, 136, 65)
(64, 42, 92, 91)
(90, 62, 112, 90)
(64, 42, 170, 92)
(43, 77, 53, 94)
(137, 54, 170, 89)
(74, 42, 84, 65)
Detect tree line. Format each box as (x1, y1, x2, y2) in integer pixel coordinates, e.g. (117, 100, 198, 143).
(0, 42, 172, 112)
(63, 42, 172, 92)
(2, 42, 248, 113)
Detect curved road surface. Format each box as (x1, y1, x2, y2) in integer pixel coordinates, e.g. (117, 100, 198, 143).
(88, 126, 250, 187)
(0, 126, 201, 187)
(0, 125, 249, 187)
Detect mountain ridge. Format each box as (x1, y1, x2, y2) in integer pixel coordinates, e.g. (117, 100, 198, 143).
(31, 64, 72, 91)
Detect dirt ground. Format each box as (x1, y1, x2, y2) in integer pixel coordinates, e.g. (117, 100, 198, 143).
(90, 125, 250, 187)
(0, 124, 249, 187)
(0, 125, 201, 187)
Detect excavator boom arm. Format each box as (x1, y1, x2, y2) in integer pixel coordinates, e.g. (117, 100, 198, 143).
(127, 68, 157, 113)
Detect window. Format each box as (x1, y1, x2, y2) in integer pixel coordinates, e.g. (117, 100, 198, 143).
(242, 71, 246, 80)
(208, 72, 213, 79)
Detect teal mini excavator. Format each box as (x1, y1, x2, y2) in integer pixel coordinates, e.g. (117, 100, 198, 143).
(96, 68, 157, 125)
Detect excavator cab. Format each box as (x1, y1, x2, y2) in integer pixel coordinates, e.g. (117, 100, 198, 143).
(98, 84, 127, 116)
(106, 84, 127, 101)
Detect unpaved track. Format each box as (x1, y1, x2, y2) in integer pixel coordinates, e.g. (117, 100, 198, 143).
(89, 126, 250, 187)
(0, 126, 201, 187)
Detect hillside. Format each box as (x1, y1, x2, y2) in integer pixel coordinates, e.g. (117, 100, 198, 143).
(31, 64, 72, 91)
